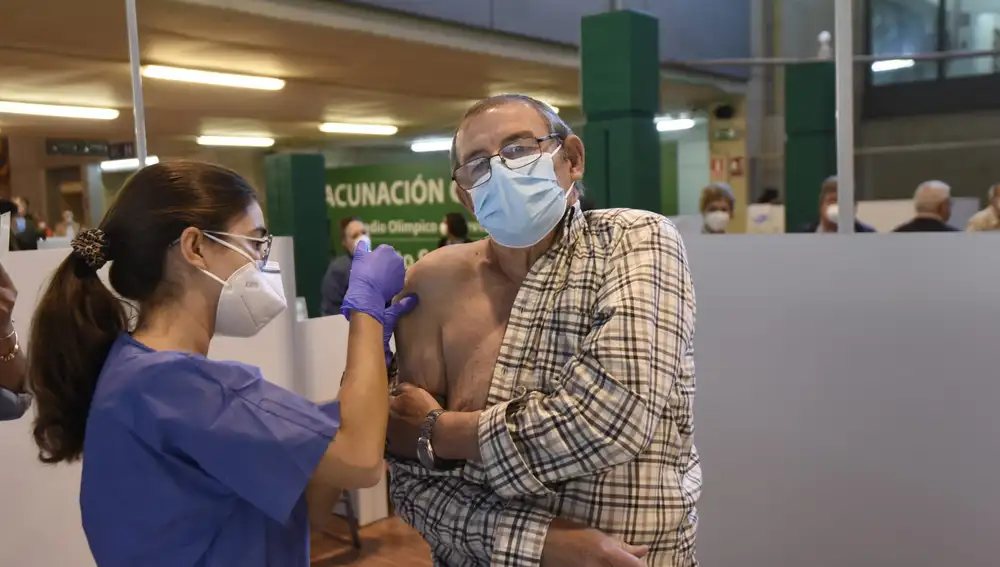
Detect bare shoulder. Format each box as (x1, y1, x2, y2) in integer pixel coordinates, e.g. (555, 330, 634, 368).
(399, 240, 484, 300)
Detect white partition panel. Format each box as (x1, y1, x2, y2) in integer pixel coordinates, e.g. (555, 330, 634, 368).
(684, 234, 998, 567)
(0, 248, 93, 567)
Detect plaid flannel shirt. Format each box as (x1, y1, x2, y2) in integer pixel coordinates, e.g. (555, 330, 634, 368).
(390, 205, 701, 567)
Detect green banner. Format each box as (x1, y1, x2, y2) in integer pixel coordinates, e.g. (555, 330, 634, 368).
(325, 160, 486, 266)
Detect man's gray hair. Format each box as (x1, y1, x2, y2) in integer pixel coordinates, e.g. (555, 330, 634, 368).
(913, 180, 951, 214)
(449, 94, 584, 195)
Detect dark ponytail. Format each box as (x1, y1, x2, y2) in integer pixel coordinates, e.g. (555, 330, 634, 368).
(30, 254, 127, 463)
(27, 160, 257, 464)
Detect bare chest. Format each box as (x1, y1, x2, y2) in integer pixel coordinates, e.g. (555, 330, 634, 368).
(440, 279, 519, 412)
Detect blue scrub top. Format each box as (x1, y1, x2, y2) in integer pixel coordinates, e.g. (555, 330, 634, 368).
(81, 334, 339, 567)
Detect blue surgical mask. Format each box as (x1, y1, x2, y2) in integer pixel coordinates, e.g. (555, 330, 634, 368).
(471, 146, 569, 248)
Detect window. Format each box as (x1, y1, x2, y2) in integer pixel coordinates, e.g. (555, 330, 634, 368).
(944, 0, 1000, 78)
(868, 0, 1000, 84)
(869, 0, 941, 85)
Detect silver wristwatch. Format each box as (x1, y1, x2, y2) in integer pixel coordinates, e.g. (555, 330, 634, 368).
(416, 409, 445, 470)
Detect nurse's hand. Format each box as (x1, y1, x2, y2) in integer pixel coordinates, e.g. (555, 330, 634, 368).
(340, 240, 406, 323)
(383, 295, 418, 366)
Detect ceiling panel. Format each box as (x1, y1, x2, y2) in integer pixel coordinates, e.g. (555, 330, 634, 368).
(0, 0, 729, 153)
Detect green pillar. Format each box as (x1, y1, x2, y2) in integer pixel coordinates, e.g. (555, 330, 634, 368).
(265, 153, 330, 318)
(784, 62, 836, 232)
(581, 10, 662, 213)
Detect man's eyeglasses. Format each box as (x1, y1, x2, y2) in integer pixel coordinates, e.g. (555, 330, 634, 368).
(453, 134, 561, 191)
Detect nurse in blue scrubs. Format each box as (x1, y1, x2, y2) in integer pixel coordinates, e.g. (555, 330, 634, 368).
(27, 161, 415, 567)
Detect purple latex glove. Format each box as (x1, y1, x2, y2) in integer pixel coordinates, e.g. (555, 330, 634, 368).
(382, 295, 418, 366)
(340, 240, 406, 323)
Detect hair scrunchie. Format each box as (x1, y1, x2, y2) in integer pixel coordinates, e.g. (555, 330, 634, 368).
(71, 229, 110, 271)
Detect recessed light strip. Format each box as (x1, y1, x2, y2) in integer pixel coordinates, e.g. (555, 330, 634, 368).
(411, 138, 452, 153)
(100, 156, 160, 172)
(142, 65, 285, 91)
(197, 136, 275, 148)
(0, 101, 119, 120)
(319, 122, 399, 136)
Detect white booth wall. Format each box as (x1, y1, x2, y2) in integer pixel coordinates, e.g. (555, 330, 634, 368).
(2, 233, 999, 566)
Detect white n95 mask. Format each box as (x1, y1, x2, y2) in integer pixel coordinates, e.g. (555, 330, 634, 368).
(201, 235, 288, 338)
(704, 211, 730, 233)
(472, 146, 569, 248)
(353, 234, 371, 254)
(825, 204, 840, 224)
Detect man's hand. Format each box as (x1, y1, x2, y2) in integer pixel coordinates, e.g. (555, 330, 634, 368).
(0, 261, 16, 333)
(542, 518, 649, 567)
(387, 383, 442, 458)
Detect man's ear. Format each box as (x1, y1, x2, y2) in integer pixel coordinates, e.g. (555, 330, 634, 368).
(177, 227, 209, 271)
(564, 135, 585, 182)
(455, 181, 475, 214)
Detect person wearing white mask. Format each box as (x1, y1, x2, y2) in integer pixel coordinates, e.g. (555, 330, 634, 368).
(699, 182, 735, 234)
(794, 176, 875, 233)
(385, 94, 700, 566)
(26, 161, 416, 566)
(436, 212, 472, 248)
(321, 216, 371, 316)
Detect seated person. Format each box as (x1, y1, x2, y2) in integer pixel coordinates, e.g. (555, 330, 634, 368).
(966, 183, 1000, 232)
(320, 217, 370, 316)
(893, 180, 958, 232)
(699, 182, 735, 234)
(386, 94, 700, 567)
(793, 176, 875, 233)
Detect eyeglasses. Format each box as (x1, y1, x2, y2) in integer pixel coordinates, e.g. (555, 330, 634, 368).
(453, 134, 561, 191)
(203, 230, 272, 268)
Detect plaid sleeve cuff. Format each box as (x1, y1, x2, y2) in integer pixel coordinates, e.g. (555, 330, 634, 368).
(491, 502, 554, 567)
(478, 401, 554, 499)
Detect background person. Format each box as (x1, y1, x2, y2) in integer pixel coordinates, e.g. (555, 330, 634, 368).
(27, 161, 415, 566)
(793, 176, 876, 233)
(966, 183, 1000, 231)
(893, 180, 957, 232)
(12, 196, 43, 250)
(55, 209, 82, 238)
(699, 182, 735, 234)
(436, 212, 472, 248)
(0, 260, 29, 421)
(321, 216, 371, 316)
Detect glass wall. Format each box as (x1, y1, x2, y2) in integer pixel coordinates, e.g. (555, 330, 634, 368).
(868, 0, 1000, 84)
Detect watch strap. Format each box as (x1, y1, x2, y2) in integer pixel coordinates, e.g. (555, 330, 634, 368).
(420, 408, 446, 441)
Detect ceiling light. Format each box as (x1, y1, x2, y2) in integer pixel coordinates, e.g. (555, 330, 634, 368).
(0, 101, 119, 120)
(871, 59, 915, 73)
(411, 138, 452, 153)
(100, 156, 159, 172)
(319, 122, 399, 136)
(656, 117, 697, 132)
(141, 65, 285, 90)
(197, 136, 275, 148)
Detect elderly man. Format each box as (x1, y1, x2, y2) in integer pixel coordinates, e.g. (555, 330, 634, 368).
(966, 183, 1000, 232)
(386, 94, 700, 567)
(793, 176, 876, 233)
(0, 260, 29, 421)
(893, 180, 958, 232)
